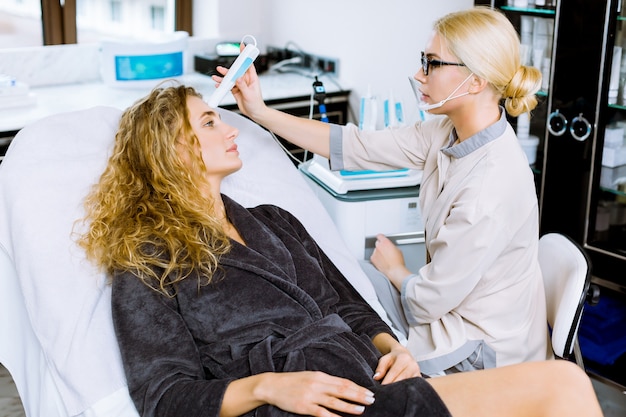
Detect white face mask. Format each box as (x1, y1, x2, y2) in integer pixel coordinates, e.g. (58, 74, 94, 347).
(411, 72, 474, 111)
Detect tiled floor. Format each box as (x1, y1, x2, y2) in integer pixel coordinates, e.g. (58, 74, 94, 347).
(590, 374, 626, 417)
(0, 365, 24, 417)
(1, 363, 625, 417)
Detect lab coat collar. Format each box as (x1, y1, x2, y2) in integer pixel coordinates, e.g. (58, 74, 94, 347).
(441, 106, 507, 159)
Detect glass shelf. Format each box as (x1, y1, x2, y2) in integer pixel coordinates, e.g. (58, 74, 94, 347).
(601, 186, 626, 197)
(501, 6, 556, 16)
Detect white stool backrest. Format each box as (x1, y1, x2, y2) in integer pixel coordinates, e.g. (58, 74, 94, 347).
(538, 233, 591, 361)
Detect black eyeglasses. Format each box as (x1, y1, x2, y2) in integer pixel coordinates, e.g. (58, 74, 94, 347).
(421, 51, 465, 76)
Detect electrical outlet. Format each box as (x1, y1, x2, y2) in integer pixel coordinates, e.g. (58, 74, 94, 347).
(266, 46, 289, 62)
(313, 55, 339, 76)
(266, 46, 339, 76)
(303, 53, 339, 76)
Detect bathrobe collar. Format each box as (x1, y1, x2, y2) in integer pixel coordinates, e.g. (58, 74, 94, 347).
(218, 194, 325, 318)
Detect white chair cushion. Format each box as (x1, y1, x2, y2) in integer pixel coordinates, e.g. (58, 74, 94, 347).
(538, 233, 588, 358)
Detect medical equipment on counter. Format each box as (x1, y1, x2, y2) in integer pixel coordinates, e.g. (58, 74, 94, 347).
(300, 163, 427, 274)
(304, 80, 420, 194)
(207, 35, 259, 108)
(384, 91, 404, 128)
(312, 76, 329, 122)
(302, 157, 422, 194)
(100, 31, 188, 88)
(0, 74, 36, 109)
(215, 41, 244, 57)
(359, 85, 377, 131)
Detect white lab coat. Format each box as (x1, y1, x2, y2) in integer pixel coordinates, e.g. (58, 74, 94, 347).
(331, 113, 552, 374)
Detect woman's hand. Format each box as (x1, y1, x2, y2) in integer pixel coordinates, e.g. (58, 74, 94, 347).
(213, 45, 332, 157)
(256, 371, 375, 417)
(212, 61, 268, 121)
(371, 334, 421, 384)
(370, 234, 412, 290)
(374, 345, 422, 385)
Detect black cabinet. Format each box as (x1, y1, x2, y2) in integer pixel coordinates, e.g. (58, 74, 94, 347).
(477, 2, 558, 196)
(477, 0, 626, 388)
(0, 131, 17, 164)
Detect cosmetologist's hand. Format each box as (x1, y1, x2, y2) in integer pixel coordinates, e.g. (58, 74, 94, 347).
(370, 234, 412, 290)
(371, 334, 421, 384)
(212, 57, 267, 121)
(374, 344, 422, 384)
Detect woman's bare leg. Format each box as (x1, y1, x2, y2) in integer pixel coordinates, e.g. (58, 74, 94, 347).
(427, 360, 602, 417)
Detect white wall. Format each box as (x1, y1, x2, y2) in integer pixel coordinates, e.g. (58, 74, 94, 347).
(199, 0, 474, 125)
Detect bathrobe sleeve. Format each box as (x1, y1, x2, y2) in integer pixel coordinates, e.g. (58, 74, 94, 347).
(112, 271, 233, 417)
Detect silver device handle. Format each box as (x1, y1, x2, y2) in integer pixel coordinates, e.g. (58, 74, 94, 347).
(365, 231, 426, 250)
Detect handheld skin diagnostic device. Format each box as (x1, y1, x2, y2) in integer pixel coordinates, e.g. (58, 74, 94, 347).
(207, 35, 260, 108)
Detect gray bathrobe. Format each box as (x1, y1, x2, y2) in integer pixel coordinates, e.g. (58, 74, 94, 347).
(112, 195, 451, 417)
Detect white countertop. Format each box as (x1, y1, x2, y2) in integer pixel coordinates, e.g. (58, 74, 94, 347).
(0, 72, 347, 133)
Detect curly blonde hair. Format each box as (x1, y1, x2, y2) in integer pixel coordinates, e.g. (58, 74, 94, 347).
(78, 84, 231, 295)
(435, 6, 542, 117)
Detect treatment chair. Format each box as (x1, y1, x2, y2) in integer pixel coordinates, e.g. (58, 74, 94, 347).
(0, 243, 69, 417)
(538, 232, 599, 369)
(0, 105, 401, 417)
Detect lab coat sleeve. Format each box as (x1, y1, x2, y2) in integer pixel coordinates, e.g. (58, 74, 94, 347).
(112, 271, 233, 417)
(331, 118, 452, 172)
(401, 199, 510, 325)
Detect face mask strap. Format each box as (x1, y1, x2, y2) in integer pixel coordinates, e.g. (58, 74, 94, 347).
(443, 72, 474, 102)
(418, 72, 474, 111)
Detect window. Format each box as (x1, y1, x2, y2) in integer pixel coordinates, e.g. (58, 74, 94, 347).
(0, 0, 191, 47)
(0, 0, 43, 47)
(110, 1, 122, 23)
(151, 5, 165, 31)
